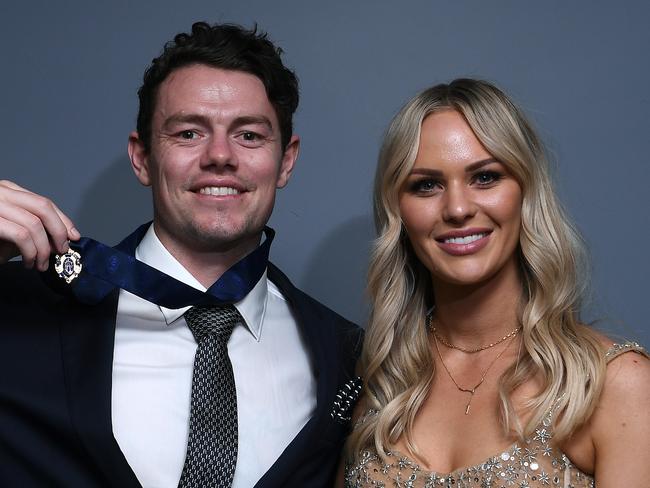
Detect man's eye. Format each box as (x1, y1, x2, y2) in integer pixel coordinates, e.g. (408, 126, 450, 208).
(179, 130, 197, 140)
(241, 132, 260, 141)
(237, 131, 266, 147)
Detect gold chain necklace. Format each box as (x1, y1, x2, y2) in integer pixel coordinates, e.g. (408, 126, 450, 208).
(430, 317, 521, 354)
(433, 327, 519, 415)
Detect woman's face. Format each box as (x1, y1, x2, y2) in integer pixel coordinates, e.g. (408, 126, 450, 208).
(398, 109, 523, 288)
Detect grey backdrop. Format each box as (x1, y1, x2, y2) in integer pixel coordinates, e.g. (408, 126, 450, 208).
(2, 1, 648, 344)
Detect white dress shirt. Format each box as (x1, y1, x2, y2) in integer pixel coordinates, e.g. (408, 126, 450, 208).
(111, 225, 316, 488)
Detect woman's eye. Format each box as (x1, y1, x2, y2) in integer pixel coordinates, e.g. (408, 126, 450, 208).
(474, 171, 501, 186)
(410, 179, 441, 193)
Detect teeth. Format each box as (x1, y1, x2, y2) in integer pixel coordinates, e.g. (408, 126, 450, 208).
(444, 233, 487, 245)
(199, 187, 240, 196)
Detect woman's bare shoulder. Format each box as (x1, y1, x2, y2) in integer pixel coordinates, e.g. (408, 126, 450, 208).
(587, 329, 649, 404)
(600, 339, 650, 403)
(588, 334, 650, 484)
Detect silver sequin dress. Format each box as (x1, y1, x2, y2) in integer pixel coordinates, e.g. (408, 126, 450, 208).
(345, 342, 647, 488)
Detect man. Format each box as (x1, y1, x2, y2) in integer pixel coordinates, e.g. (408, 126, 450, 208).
(0, 22, 362, 487)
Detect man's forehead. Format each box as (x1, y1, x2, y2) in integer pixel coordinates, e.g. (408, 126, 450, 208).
(153, 64, 278, 124)
(159, 64, 268, 100)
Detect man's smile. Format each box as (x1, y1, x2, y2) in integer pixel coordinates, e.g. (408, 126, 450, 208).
(198, 186, 241, 196)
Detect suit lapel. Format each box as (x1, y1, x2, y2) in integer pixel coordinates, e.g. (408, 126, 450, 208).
(59, 290, 141, 487)
(254, 264, 340, 487)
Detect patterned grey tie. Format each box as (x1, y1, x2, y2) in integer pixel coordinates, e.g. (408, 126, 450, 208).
(178, 305, 241, 488)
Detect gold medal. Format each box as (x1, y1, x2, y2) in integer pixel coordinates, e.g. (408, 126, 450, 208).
(54, 249, 83, 284)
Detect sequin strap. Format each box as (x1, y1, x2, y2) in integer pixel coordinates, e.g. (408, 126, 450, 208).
(605, 341, 649, 363)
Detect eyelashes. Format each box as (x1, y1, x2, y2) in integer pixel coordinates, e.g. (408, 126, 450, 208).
(406, 171, 504, 195)
(472, 171, 503, 186)
(408, 178, 441, 193)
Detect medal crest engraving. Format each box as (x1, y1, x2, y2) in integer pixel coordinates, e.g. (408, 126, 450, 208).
(54, 250, 83, 284)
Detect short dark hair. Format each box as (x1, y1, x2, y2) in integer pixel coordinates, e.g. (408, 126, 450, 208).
(136, 22, 299, 152)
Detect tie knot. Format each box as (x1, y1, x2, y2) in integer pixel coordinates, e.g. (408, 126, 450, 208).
(184, 305, 242, 344)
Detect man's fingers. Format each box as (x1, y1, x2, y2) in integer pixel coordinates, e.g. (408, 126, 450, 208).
(0, 180, 30, 192)
(0, 216, 40, 269)
(0, 181, 80, 269)
(0, 184, 74, 255)
(0, 206, 54, 270)
(52, 205, 80, 242)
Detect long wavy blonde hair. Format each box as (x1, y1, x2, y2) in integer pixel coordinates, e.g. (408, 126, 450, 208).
(347, 79, 606, 462)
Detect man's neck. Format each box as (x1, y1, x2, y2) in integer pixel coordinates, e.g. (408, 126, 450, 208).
(152, 225, 262, 288)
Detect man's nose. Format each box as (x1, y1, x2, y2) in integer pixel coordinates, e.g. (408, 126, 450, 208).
(202, 133, 237, 169)
(441, 182, 477, 223)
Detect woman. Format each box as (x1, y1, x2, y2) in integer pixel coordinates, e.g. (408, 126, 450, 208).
(343, 79, 650, 487)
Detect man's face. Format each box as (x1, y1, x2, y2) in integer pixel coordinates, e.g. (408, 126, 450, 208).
(129, 64, 298, 258)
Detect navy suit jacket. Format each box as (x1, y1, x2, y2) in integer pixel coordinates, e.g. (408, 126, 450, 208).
(0, 261, 363, 487)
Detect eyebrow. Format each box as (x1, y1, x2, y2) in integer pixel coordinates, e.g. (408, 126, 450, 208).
(162, 113, 274, 132)
(161, 113, 209, 131)
(233, 115, 274, 130)
(466, 158, 500, 172)
(409, 158, 500, 176)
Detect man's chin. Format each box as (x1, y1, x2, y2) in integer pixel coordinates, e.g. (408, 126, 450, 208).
(181, 224, 263, 253)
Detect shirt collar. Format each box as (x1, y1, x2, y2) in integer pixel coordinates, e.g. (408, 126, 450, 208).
(134, 224, 268, 341)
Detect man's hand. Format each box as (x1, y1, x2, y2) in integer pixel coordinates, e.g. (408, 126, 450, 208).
(0, 180, 80, 271)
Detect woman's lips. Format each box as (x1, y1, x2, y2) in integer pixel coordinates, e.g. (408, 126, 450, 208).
(435, 231, 491, 256)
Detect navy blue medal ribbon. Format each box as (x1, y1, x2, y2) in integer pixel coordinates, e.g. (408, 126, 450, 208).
(59, 222, 273, 308)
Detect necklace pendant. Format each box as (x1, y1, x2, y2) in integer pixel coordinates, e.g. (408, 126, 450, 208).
(432, 323, 519, 417)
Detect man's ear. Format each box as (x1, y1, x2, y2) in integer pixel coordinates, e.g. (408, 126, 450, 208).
(128, 131, 152, 187)
(276, 135, 300, 189)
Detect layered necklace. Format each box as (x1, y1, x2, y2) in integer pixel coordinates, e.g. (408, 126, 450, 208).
(428, 314, 521, 415)
(431, 322, 521, 353)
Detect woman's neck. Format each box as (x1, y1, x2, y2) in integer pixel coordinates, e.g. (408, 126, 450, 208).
(431, 259, 523, 348)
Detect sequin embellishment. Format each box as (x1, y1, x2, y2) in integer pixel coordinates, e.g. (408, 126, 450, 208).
(346, 342, 647, 487)
(345, 411, 594, 487)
